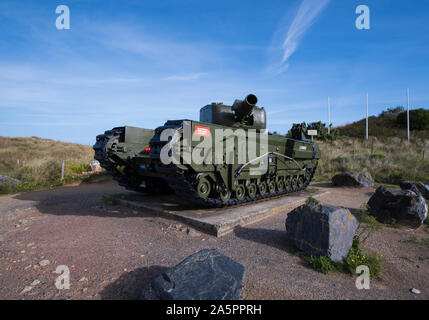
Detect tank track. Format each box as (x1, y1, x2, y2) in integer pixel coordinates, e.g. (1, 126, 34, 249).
(94, 130, 149, 193)
(162, 164, 317, 208)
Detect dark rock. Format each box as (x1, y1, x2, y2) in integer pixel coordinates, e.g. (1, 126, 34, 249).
(332, 170, 374, 187)
(368, 186, 428, 228)
(399, 181, 429, 199)
(0, 175, 22, 187)
(286, 200, 358, 262)
(141, 249, 245, 300)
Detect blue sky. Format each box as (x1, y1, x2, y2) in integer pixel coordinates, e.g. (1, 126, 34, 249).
(0, 0, 428, 145)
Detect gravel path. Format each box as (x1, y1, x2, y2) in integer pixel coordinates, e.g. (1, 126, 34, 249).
(0, 181, 428, 300)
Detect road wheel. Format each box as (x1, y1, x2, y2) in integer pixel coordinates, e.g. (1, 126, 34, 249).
(197, 177, 211, 199)
(247, 183, 257, 199)
(297, 176, 304, 190)
(284, 176, 292, 192)
(291, 176, 298, 191)
(268, 180, 276, 194)
(235, 184, 246, 201)
(219, 189, 231, 203)
(277, 179, 284, 192)
(258, 181, 267, 196)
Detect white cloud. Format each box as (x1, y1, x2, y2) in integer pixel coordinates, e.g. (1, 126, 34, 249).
(268, 0, 330, 74)
(163, 73, 206, 81)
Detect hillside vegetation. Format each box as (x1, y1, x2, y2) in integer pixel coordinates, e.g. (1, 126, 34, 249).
(315, 136, 429, 185)
(315, 107, 429, 185)
(0, 136, 95, 194)
(338, 108, 429, 140)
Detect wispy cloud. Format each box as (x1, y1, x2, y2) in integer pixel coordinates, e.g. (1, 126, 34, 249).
(269, 0, 330, 74)
(163, 73, 206, 81)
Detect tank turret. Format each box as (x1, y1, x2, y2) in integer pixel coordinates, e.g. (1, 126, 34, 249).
(199, 94, 266, 130)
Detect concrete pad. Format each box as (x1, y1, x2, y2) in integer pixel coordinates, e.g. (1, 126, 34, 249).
(119, 189, 329, 237)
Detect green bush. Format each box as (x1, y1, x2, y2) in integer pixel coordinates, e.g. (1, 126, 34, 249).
(369, 150, 386, 160)
(397, 108, 429, 130)
(379, 106, 405, 119)
(344, 238, 382, 279)
(307, 255, 344, 275)
(0, 182, 13, 195)
(304, 238, 382, 279)
(306, 121, 340, 141)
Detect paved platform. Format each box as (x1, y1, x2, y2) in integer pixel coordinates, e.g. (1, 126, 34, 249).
(118, 189, 329, 237)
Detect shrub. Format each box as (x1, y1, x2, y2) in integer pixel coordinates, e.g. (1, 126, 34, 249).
(305, 238, 382, 279)
(379, 106, 405, 119)
(307, 255, 344, 275)
(306, 121, 340, 141)
(0, 181, 13, 195)
(397, 108, 429, 131)
(369, 150, 386, 160)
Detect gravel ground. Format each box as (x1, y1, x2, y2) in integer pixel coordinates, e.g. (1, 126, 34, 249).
(0, 181, 428, 300)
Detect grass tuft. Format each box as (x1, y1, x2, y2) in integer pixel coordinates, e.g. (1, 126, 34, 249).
(304, 238, 382, 279)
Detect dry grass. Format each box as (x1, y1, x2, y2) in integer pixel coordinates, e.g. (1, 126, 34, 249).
(315, 136, 429, 185)
(0, 136, 95, 193)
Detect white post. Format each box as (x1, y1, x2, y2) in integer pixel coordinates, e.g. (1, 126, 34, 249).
(328, 96, 331, 134)
(61, 160, 65, 179)
(407, 88, 410, 142)
(366, 93, 369, 140)
(17, 159, 20, 168)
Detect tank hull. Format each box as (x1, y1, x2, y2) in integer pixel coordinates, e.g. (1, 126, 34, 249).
(93, 120, 320, 207)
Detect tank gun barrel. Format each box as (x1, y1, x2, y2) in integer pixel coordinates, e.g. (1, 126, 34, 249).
(232, 94, 258, 120)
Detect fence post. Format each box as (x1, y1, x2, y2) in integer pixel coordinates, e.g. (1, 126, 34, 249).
(17, 159, 20, 168)
(366, 93, 369, 140)
(407, 88, 410, 142)
(61, 160, 65, 179)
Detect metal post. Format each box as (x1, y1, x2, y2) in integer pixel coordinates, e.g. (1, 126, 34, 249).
(61, 160, 65, 179)
(328, 96, 331, 134)
(366, 93, 369, 140)
(407, 88, 410, 142)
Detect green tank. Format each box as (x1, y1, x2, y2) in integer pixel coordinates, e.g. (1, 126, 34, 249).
(93, 94, 320, 207)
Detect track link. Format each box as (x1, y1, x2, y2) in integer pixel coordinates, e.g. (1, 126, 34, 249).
(162, 165, 317, 208)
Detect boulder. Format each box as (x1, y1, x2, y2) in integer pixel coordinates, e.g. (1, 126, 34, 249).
(286, 200, 358, 262)
(141, 249, 245, 300)
(332, 170, 374, 187)
(368, 186, 428, 229)
(0, 175, 22, 187)
(89, 160, 102, 172)
(399, 181, 429, 199)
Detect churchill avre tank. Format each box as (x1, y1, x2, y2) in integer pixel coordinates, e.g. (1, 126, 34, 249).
(93, 94, 320, 207)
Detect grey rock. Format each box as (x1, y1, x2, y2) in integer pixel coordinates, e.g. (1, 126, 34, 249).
(31, 280, 40, 286)
(39, 259, 50, 267)
(20, 286, 33, 295)
(410, 288, 421, 295)
(400, 181, 429, 199)
(286, 200, 358, 262)
(187, 228, 201, 237)
(0, 175, 22, 187)
(141, 249, 245, 300)
(332, 170, 374, 187)
(368, 186, 428, 229)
